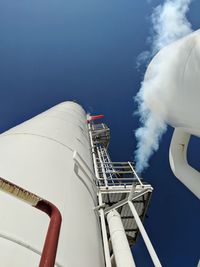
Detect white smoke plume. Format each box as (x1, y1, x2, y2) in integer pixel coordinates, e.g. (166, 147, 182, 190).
(135, 0, 193, 173)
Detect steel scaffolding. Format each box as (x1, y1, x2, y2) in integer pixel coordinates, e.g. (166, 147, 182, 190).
(88, 122, 162, 267)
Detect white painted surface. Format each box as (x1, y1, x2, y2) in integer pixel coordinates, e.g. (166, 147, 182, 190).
(107, 210, 136, 267)
(128, 201, 162, 267)
(0, 101, 104, 267)
(169, 128, 200, 199)
(145, 29, 200, 198)
(145, 29, 200, 134)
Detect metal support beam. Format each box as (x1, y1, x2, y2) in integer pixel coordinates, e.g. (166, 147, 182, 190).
(128, 201, 162, 267)
(104, 188, 151, 215)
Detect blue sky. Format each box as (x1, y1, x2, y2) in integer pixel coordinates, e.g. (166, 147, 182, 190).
(0, 0, 200, 266)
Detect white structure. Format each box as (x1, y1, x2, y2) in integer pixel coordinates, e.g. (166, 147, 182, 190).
(144, 29, 200, 199)
(0, 101, 160, 267)
(0, 102, 104, 267)
(107, 210, 136, 267)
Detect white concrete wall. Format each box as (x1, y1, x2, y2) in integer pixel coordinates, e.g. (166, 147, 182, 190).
(0, 101, 104, 267)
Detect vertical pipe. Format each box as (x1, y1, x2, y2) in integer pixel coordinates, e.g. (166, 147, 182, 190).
(128, 201, 162, 267)
(88, 124, 111, 267)
(107, 210, 136, 267)
(35, 200, 62, 267)
(88, 123, 100, 183)
(0, 177, 62, 267)
(98, 193, 112, 267)
(169, 128, 200, 199)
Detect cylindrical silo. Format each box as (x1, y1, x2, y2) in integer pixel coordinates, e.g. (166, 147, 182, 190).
(0, 101, 104, 267)
(143, 29, 200, 198)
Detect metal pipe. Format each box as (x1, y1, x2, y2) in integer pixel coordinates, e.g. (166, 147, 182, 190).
(0, 232, 63, 267)
(169, 128, 200, 199)
(35, 200, 62, 267)
(88, 123, 101, 183)
(0, 176, 62, 267)
(128, 162, 143, 186)
(88, 125, 111, 267)
(107, 209, 136, 267)
(98, 193, 112, 267)
(128, 201, 162, 267)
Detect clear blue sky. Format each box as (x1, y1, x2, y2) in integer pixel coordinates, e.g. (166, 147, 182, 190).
(0, 0, 199, 266)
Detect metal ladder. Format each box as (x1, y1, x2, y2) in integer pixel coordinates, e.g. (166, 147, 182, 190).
(88, 121, 162, 267)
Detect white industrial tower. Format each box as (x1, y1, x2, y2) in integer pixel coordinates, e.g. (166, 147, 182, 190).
(0, 101, 161, 267)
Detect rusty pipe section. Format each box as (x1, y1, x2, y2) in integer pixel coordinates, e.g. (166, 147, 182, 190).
(0, 177, 62, 267)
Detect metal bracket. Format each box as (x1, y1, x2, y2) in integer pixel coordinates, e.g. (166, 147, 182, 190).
(104, 188, 151, 215)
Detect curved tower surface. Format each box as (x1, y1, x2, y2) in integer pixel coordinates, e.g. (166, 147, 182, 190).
(0, 101, 154, 267)
(143, 29, 200, 199)
(0, 101, 104, 267)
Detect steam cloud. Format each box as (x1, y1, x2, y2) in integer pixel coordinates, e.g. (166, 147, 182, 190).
(135, 0, 193, 173)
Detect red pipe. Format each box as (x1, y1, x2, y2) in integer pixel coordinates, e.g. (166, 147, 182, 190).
(87, 114, 104, 122)
(0, 177, 62, 267)
(35, 200, 62, 267)
(90, 115, 104, 121)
